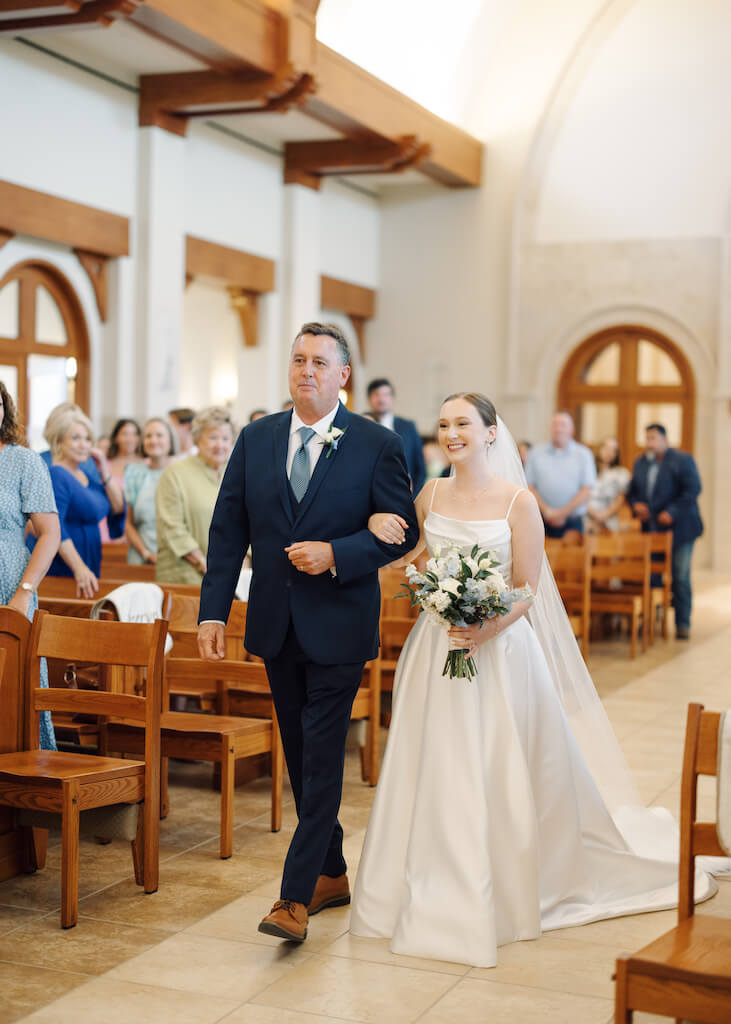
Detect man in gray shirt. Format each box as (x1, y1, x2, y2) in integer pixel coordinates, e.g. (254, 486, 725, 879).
(525, 411, 596, 538)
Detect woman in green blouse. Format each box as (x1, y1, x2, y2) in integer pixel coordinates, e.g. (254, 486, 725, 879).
(154, 407, 234, 583)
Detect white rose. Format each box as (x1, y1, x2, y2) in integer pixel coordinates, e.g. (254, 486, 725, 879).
(438, 578, 461, 596)
(464, 556, 479, 575)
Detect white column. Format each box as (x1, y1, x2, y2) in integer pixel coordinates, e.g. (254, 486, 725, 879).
(135, 127, 186, 418)
(103, 255, 136, 427)
(713, 196, 731, 569)
(280, 184, 321, 393)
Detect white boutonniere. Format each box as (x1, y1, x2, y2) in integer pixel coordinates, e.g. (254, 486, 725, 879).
(320, 423, 347, 459)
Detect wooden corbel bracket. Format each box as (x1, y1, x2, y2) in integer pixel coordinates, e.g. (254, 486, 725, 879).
(0, 0, 140, 33)
(227, 287, 259, 348)
(284, 134, 432, 190)
(0, 229, 15, 252)
(74, 249, 109, 321)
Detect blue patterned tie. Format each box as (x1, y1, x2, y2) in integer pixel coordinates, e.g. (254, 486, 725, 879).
(290, 426, 315, 502)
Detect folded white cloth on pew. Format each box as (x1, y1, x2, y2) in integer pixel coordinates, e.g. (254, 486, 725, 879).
(718, 711, 731, 855)
(91, 583, 173, 653)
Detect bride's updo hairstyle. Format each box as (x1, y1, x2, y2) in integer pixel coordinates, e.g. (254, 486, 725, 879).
(443, 392, 498, 430)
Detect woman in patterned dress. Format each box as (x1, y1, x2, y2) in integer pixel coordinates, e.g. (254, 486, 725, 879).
(0, 381, 61, 750)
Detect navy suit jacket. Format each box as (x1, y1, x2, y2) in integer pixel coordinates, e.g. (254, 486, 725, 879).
(393, 416, 426, 495)
(199, 404, 419, 665)
(626, 448, 703, 547)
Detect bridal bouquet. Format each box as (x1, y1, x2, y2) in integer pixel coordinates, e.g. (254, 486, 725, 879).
(402, 545, 534, 680)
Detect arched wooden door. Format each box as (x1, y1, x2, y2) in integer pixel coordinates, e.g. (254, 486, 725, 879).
(557, 326, 694, 465)
(0, 261, 89, 449)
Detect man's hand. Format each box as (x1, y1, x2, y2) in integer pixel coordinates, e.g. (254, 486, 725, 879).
(285, 541, 335, 575)
(657, 510, 673, 526)
(633, 502, 650, 521)
(198, 622, 225, 661)
(543, 507, 566, 528)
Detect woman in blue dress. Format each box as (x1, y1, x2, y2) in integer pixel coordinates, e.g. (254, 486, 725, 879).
(38, 406, 125, 598)
(124, 417, 176, 565)
(0, 381, 61, 750)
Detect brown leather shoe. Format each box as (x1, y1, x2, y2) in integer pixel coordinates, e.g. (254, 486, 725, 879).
(258, 900, 308, 942)
(308, 873, 350, 916)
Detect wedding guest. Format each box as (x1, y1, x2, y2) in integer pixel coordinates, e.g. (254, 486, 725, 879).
(34, 407, 125, 597)
(168, 407, 197, 456)
(155, 406, 235, 583)
(626, 423, 703, 639)
(124, 418, 177, 565)
(517, 440, 532, 468)
(39, 402, 101, 485)
(422, 435, 449, 481)
(585, 437, 630, 533)
(249, 409, 268, 423)
(525, 411, 596, 538)
(96, 435, 111, 458)
(0, 381, 60, 750)
(107, 418, 143, 483)
(367, 378, 426, 493)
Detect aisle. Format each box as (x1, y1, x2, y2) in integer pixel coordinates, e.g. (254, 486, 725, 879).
(2, 574, 731, 1024)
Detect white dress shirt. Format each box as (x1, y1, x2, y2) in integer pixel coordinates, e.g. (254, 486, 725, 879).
(378, 412, 395, 432)
(287, 402, 341, 481)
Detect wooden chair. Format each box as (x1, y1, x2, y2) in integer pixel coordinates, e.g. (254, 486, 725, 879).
(588, 534, 651, 658)
(614, 703, 731, 1022)
(648, 532, 673, 641)
(105, 656, 282, 857)
(101, 542, 129, 565)
(546, 540, 591, 656)
(0, 612, 166, 928)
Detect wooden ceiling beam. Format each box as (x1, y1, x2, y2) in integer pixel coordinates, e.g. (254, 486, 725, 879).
(303, 44, 482, 188)
(126, 0, 287, 75)
(0, 1, 81, 13)
(284, 135, 431, 188)
(0, 0, 137, 31)
(139, 66, 315, 131)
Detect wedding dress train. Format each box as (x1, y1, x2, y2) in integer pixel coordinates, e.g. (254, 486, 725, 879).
(349, 505, 716, 968)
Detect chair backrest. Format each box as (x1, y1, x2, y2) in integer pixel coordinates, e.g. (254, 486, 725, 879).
(379, 566, 417, 617)
(164, 656, 270, 709)
(27, 612, 167, 754)
(380, 616, 417, 651)
(678, 703, 725, 920)
(163, 592, 247, 659)
(0, 608, 31, 756)
(588, 533, 651, 585)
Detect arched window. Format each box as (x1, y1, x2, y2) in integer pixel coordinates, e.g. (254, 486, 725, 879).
(557, 326, 694, 465)
(0, 261, 89, 449)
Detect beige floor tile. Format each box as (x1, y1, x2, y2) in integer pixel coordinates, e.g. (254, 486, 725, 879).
(107, 931, 314, 1001)
(468, 933, 616, 999)
(0, 962, 89, 1024)
(218, 1006, 353, 1024)
(418, 976, 611, 1023)
(0, 914, 170, 975)
(321, 933, 469, 976)
(78, 876, 235, 932)
(0, 904, 48, 936)
(550, 908, 677, 950)
(251, 952, 458, 1023)
(159, 846, 284, 894)
(19, 977, 240, 1024)
(187, 892, 351, 954)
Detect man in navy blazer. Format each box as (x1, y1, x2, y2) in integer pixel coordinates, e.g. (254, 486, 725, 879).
(367, 378, 426, 494)
(626, 423, 703, 639)
(198, 323, 418, 942)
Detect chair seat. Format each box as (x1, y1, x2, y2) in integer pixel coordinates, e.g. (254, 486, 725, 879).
(0, 749, 144, 782)
(628, 915, 731, 987)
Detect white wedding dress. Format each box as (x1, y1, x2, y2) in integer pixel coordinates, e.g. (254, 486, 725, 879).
(350, 496, 716, 968)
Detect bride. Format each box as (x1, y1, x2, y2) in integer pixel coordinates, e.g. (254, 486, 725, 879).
(350, 392, 717, 969)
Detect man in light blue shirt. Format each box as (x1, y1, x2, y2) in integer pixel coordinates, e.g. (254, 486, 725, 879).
(525, 411, 596, 538)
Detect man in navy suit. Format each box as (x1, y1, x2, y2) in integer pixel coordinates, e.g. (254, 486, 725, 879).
(198, 323, 418, 942)
(367, 378, 426, 494)
(626, 423, 703, 639)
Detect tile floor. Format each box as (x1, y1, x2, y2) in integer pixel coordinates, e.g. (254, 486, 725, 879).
(2, 572, 731, 1023)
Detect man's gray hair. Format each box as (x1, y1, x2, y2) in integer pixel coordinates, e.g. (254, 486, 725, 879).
(294, 322, 351, 366)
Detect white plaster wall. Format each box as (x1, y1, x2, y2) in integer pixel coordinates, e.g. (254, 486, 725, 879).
(320, 181, 380, 289)
(534, 0, 731, 243)
(182, 279, 272, 425)
(0, 39, 137, 215)
(184, 124, 283, 261)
